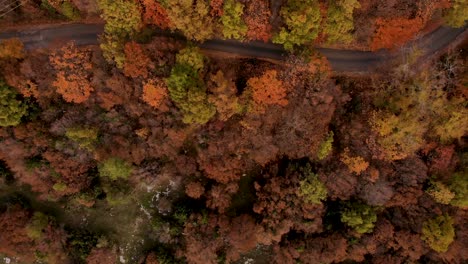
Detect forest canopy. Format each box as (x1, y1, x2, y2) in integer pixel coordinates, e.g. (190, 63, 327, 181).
(0, 1, 466, 263)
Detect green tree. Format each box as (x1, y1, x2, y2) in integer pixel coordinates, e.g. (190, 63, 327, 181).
(166, 47, 215, 124)
(298, 171, 327, 204)
(449, 171, 467, 208)
(175, 46, 205, 70)
(0, 80, 27, 127)
(166, 0, 215, 41)
(99, 157, 133, 180)
(98, 0, 142, 67)
(221, 0, 248, 40)
(272, 0, 322, 51)
(65, 127, 99, 151)
(443, 0, 468, 28)
(340, 202, 377, 234)
(324, 0, 360, 44)
(421, 214, 455, 253)
(317, 131, 333, 160)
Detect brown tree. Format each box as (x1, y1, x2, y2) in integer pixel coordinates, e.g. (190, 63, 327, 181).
(123, 42, 152, 78)
(0, 38, 25, 59)
(244, 0, 272, 42)
(185, 181, 205, 199)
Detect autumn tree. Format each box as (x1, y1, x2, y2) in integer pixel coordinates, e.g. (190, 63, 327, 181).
(65, 127, 99, 151)
(99, 157, 133, 180)
(298, 165, 328, 204)
(185, 181, 205, 199)
(49, 42, 94, 103)
(317, 131, 333, 160)
(273, 0, 322, 50)
(421, 214, 455, 253)
(371, 17, 424, 50)
(426, 180, 455, 204)
(166, 47, 215, 124)
(123, 42, 151, 78)
(370, 110, 426, 160)
(371, 68, 467, 160)
(61, 1, 81, 20)
(0, 38, 24, 59)
(340, 201, 377, 234)
(340, 148, 369, 174)
(244, 0, 271, 42)
(449, 171, 467, 208)
(140, 0, 171, 28)
(254, 163, 324, 241)
(324, 0, 360, 44)
(0, 80, 27, 127)
(247, 69, 288, 113)
(208, 70, 243, 121)
(220, 0, 247, 40)
(142, 79, 168, 109)
(98, 0, 142, 67)
(165, 0, 215, 41)
(443, 0, 468, 27)
(210, 0, 223, 17)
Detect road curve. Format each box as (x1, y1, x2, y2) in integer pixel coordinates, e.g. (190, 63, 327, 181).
(0, 23, 466, 72)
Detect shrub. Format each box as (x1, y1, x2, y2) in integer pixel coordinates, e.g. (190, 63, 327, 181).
(65, 127, 99, 151)
(421, 214, 455, 253)
(340, 202, 377, 234)
(98, 157, 133, 180)
(298, 171, 327, 204)
(426, 180, 455, 204)
(221, 0, 247, 40)
(272, 0, 321, 51)
(0, 80, 27, 127)
(449, 171, 467, 208)
(317, 131, 333, 160)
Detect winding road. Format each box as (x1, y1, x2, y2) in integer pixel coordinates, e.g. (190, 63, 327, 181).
(0, 23, 466, 72)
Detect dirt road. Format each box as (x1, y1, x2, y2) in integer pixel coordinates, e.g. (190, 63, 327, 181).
(0, 23, 466, 72)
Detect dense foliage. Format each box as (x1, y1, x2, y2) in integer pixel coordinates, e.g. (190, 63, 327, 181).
(421, 214, 455, 253)
(273, 0, 322, 50)
(166, 47, 215, 124)
(0, 80, 27, 127)
(0, 1, 466, 263)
